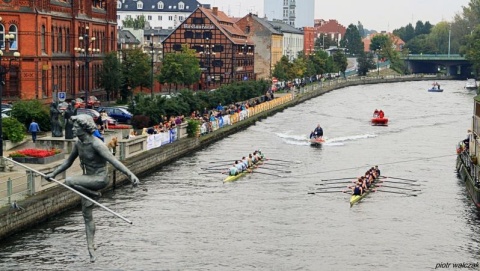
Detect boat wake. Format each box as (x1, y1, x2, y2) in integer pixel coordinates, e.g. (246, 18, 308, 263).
(275, 133, 377, 146)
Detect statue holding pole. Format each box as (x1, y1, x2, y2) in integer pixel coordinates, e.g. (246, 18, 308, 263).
(43, 114, 139, 262)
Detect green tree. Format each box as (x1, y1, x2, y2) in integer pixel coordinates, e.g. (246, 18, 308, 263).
(332, 50, 348, 77)
(98, 52, 122, 103)
(462, 26, 480, 77)
(315, 34, 335, 50)
(356, 52, 376, 76)
(369, 34, 390, 51)
(340, 24, 364, 55)
(10, 100, 50, 132)
(272, 56, 291, 81)
(122, 15, 147, 29)
(158, 44, 201, 91)
(121, 48, 151, 100)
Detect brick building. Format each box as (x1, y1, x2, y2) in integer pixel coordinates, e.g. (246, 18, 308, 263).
(236, 14, 283, 79)
(0, 0, 117, 103)
(314, 19, 346, 47)
(163, 6, 254, 90)
(303, 27, 315, 55)
(362, 32, 405, 52)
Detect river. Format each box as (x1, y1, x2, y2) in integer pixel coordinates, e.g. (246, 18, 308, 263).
(1, 81, 479, 270)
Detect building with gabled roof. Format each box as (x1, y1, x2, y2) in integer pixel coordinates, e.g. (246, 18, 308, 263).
(162, 6, 255, 89)
(236, 14, 283, 79)
(268, 19, 304, 61)
(117, 0, 201, 30)
(314, 19, 346, 47)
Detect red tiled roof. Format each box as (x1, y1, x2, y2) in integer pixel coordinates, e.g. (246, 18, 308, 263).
(200, 7, 253, 45)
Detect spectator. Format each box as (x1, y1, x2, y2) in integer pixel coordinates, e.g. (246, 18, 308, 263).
(93, 125, 104, 142)
(28, 119, 41, 143)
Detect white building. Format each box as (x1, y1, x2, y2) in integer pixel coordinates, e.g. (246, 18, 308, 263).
(117, 0, 202, 29)
(268, 20, 304, 60)
(264, 0, 314, 28)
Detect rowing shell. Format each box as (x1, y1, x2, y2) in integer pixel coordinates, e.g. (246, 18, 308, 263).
(223, 158, 264, 183)
(349, 177, 379, 207)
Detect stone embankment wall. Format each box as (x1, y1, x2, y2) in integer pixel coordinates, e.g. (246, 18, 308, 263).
(0, 75, 447, 241)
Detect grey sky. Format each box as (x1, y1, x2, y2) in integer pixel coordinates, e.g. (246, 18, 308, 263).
(200, 0, 470, 31)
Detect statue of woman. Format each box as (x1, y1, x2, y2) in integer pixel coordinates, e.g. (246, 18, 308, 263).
(50, 102, 63, 137)
(46, 114, 139, 262)
(64, 100, 77, 139)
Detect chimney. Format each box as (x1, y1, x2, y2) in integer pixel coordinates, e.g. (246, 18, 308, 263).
(213, 7, 218, 16)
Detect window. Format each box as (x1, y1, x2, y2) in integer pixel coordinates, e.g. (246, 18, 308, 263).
(158, 15, 162, 20)
(283, 0, 288, 5)
(192, 18, 203, 24)
(168, 16, 173, 21)
(173, 44, 182, 51)
(41, 25, 46, 52)
(212, 60, 223, 67)
(194, 32, 202, 39)
(117, 15, 120, 20)
(8, 25, 18, 50)
(157, 1, 164, 9)
(203, 31, 212, 39)
(245, 26, 250, 34)
(178, 2, 184, 9)
(51, 26, 55, 52)
(179, 16, 184, 22)
(184, 31, 194, 39)
(212, 45, 224, 52)
(148, 15, 152, 20)
(0, 24, 4, 50)
(137, 1, 143, 9)
(117, 0, 121, 9)
(66, 28, 70, 52)
(58, 28, 63, 52)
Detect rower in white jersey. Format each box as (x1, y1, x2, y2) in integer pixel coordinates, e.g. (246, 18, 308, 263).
(235, 160, 244, 173)
(241, 157, 249, 171)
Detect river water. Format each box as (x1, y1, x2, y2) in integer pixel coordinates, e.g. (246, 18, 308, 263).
(1, 81, 479, 270)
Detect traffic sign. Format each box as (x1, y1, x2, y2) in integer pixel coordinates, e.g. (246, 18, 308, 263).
(58, 92, 66, 102)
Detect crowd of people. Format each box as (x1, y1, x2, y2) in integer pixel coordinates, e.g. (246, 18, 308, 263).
(351, 166, 381, 196)
(228, 150, 264, 176)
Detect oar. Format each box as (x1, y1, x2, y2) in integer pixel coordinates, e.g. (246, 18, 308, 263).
(373, 189, 418, 196)
(315, 180, 355, 185)
(321, 177, 357, 181)
(379, 179, 421, 186)
(316, 185, 352, 190)
(251, 171, 284, 178)
(4, 157, 133, 225)
(380, 176, 418, 182)
(199, 171, 226, 175)
(375, 185, 421, 191)
(308, 190, 349, 195)
(256, 168, 292, 173)
(266, 159, 301, 164)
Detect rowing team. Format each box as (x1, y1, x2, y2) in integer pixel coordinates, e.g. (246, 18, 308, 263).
(351, 166, 381, 196)
(228, 150, 264, 176)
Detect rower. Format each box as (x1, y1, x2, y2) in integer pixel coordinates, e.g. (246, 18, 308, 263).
(314, 124, 324, 139)
(235, 160, 244, 173)
(250, 153, 257, 164)
(257, 149, 265, 160)
(352, 182, 363, 196)
(229, 163, 238, 176)
(247, 154, 253, 167)
(374, 165, 380, 176)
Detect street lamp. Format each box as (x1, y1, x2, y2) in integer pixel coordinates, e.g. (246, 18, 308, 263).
(201, 38, 215, 89)
(75, 26, 98, 108)
(148, 33, 155, 97)
(448, 24, 451, 57)
(0, 33, 21, 160)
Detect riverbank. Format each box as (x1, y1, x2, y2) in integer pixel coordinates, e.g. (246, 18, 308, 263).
(0, 74, 450, 241)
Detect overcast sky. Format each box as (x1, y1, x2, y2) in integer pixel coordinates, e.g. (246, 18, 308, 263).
(200, 0, 470, 31)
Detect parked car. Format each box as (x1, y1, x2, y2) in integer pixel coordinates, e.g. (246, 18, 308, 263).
(1, 108, 11, 118)
(76, 108, 117, 126)
(98, 107, 133, 124)
(1, 103, 12, 111)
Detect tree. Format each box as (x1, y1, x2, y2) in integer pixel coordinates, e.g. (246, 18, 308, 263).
(332, 50, 348, 77)
(357, 21, 366, 38)
(462, 26, 480, 77)
(315, 34, 335, 50)
(369, 34, 390, 51)
(121, 48, 151, 100)
(158, 44, 201, 91)
(356, 52, 376, 76)
(340, 24, 364, 55)
(98, 52, 122, 103)
(272, 56, 291, 81)
(122, 15, 147, 29)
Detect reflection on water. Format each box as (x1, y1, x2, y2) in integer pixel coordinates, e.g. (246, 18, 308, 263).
(1, 81, 479, 270)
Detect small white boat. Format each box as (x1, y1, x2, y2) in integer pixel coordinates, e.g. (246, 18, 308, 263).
(465, 79, 478, 91)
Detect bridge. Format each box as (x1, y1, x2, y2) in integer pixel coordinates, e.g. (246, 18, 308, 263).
(401, 54, 473, 78)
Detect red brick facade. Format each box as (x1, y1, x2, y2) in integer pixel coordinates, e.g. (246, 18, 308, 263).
(303, 27, 315, 54)
(313, 19, 346, 45)
(0, 0, 117, 103)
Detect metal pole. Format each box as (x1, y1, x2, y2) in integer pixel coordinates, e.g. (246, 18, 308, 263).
(448, 27, 451, 57)
(85, 32, 90, 108)
(150, 40, 154, 97)
(4, 157, 133, 224)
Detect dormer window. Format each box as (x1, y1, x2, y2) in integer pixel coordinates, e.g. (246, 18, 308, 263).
(178, 2, 184, 10)
(117, 1, 122, 9)
(137, 1, 143, 9)
(157, 1, 164, 9)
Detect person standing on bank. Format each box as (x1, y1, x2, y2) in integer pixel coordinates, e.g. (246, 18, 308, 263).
(45, 114, 140, 262)
(28, 119, 41, 143)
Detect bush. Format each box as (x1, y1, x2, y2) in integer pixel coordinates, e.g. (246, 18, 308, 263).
(2, 117, 26, 143)
(11, 100, 50, 131)
(186, 119, 200, 137)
